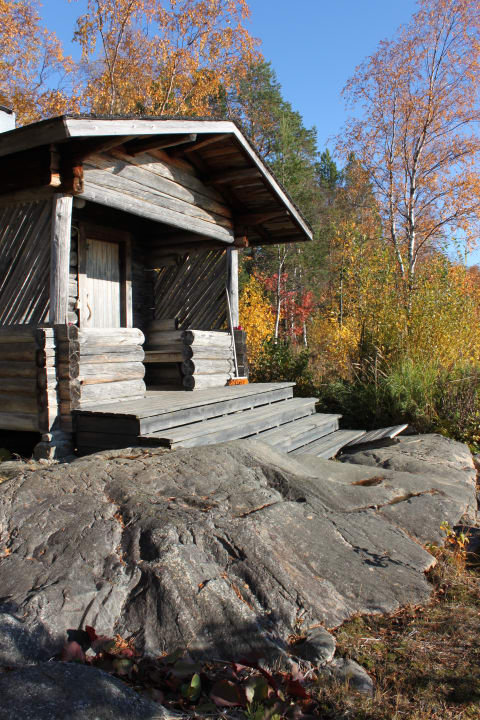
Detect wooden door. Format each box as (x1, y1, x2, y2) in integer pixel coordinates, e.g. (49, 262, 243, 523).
(78, 224, 132, 329)
(84, 238, 121, 328)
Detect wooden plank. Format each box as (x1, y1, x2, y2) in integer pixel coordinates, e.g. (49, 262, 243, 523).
(344, 424, 409, 446)
(0, 346, 37, 362)
(89, 151, 232, 221)
(0, 361, 37, 378)
(0, 411, 39, 431)
(0, 393, 38, 413)
(112, 148, 224, 203)
(56, 326, 144, 343)
(182, 358, 233, 375)
(183, 330, 231, 346)
(79, 379, 146, 405)
(183, 134, 232, 153)
(0, 326, 37, 343)
(182, 374, 229, 389)
(0, 377, 38, 395)
(185, 344, 232, 360)
(57, 342, 144, 358)
(49, 194, 73, 324)
(208, 167, 261, 185)
(59, 351, 144, 369)
(0, 202, 51, 325)
(79, 363, 145, 384)
(291, 430, 367, 458)
(60, 361, 145, 381)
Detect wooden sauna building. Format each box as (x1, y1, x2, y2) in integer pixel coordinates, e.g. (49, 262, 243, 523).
(0, 113, 325, 458)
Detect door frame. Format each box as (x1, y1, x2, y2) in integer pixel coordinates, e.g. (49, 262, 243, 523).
(78, 222, 133, 328)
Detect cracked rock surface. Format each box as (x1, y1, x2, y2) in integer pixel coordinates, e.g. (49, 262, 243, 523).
(0, 436, 475, 667)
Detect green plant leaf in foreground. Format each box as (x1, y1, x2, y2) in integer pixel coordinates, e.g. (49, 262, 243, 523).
(181, 672, 201, 703)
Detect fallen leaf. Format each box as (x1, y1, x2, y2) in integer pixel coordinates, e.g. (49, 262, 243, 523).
(210, 679, 245, 707)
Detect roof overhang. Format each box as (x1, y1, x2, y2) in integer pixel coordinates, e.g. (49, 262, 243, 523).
(0, 116, 313, 246)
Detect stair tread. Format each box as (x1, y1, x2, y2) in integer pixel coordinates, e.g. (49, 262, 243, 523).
(260, 417, 341, 453)
(257, 413, 341, 444)
(144, 397, 317, 445)
(291, 429, 366, 458)
(345, 424, 408, 446)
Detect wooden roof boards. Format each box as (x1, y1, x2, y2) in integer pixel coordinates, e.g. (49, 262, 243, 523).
(0, 115, 312, 248)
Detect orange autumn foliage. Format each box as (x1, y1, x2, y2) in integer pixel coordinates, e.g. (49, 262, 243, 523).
(73, 0, 259, 116)
(0, 0, 77, 124)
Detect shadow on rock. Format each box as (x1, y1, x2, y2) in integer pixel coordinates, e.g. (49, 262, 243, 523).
(0, 662, 168, 720)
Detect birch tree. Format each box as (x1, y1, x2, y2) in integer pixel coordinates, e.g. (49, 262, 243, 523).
(339, 0, 480, 309)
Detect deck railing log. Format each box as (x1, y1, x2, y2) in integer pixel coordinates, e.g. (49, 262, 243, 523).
(144, 320, 235, 389)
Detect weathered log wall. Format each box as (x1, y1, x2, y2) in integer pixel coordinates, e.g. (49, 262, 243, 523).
(153, 249, 227, 330)
(0, 325, 58, 432)
(0, 201, 52, 324)
(82, 149, 233, 243)
(57, 327, 146, 426)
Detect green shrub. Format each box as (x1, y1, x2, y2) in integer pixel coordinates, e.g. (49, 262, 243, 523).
(250, 339, 317, 397)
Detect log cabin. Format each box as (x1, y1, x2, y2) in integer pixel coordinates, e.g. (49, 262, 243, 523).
(0, 109, 372, 459)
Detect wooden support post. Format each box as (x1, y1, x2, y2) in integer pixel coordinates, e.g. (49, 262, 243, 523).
(49, 194, 73, 324)
(226, 247, 239, 328)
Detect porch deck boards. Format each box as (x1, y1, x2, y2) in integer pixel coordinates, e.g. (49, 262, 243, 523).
(79, 382, 295, 418)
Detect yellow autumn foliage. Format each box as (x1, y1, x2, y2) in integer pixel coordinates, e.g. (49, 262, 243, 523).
(239, 275, 274, 364)
(309, 225, 480, 381)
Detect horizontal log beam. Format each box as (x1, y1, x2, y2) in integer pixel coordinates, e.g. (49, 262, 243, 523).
(124, 133, 197, 156)
(182, 134, 232, 154)
(207, 167, 261, 185)
(234, 211, 285, 226)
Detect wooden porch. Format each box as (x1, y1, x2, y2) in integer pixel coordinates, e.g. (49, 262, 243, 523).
(73, 382, 366, 457)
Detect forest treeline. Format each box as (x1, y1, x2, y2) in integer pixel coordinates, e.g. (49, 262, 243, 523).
(2, 0, 480, 447)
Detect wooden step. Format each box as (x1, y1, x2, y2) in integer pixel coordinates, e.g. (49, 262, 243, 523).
(344, 424, 408, 447)
(142, 397, 318, 448)
(290, 429, 367, 459)
(255, 413, 341, 453)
